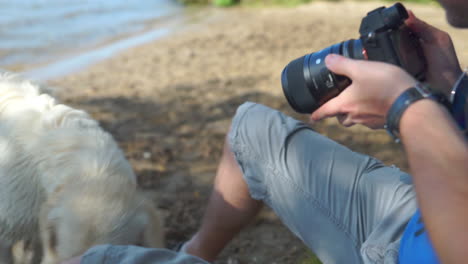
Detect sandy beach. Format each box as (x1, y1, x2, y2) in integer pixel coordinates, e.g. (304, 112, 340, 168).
(46, 1, 468, 262)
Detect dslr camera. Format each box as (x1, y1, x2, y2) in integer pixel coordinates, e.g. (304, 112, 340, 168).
(281, 3, 426, 113)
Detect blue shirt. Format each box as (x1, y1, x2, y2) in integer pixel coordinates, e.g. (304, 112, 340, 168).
(399, 209, 440, 264)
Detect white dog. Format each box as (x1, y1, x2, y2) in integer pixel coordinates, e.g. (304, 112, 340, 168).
(0, 74, 164, 264)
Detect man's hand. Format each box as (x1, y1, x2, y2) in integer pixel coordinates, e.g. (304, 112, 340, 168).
(310, 13, 462, 129)
(310, 54, 417, 129)
(405, 10, 462, 95)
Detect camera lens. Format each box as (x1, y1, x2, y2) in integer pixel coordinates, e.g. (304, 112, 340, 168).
(282, 39, 364, 113)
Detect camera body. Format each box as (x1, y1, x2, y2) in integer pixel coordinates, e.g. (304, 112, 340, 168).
(281, 3, 426, 113)
(358, 4, 425, 80)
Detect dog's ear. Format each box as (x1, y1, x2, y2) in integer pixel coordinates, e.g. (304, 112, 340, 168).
(139, 200, 165, 248)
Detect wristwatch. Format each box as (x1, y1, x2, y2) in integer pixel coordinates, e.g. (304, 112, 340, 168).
(385, 83, 450, 142)
(450, 70, 468, 130)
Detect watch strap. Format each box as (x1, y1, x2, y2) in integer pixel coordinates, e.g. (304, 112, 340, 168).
(385, 83, 450, 142)
(450, 70, 468, 130)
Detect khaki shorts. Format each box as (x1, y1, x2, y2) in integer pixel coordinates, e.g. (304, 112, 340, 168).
(228, 102, 417, 264)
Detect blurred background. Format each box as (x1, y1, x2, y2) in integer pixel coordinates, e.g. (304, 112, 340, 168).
(1, 0, 467, 263)
(0, 0, 185, 78)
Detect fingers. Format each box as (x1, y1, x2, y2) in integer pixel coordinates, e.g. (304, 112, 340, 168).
(310, 95, 344, 121)
(337, 114, 355, 127)
(311, 104, 355, 127)
(325, 54, 357, 77)
(405, 10, 451, 45)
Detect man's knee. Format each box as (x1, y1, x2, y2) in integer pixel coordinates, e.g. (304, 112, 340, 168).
(229, 102, 276, 143)
(228, 102, 301, 157)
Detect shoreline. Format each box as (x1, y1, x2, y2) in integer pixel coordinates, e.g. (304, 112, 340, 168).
(0, 0, 183, 75)
(23, 24, 175, 82)
(18, 6, 218, 83)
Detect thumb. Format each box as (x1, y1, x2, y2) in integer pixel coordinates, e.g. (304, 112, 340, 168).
(325, 54, 357, 78)
(310, 95, 345, 121)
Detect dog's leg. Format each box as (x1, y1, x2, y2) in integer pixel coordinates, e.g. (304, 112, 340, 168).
(39, 206, 57, 264)
(12, 240, 43, 264)
(0, 241, 13, 264)
(39, 228, 57, 264)
(141, 202, 165, 248)
(29, 241, 43, 264)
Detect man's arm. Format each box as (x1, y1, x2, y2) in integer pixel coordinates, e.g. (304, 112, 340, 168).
(400, 100, 468, 264)
(310, 14, 468, 260)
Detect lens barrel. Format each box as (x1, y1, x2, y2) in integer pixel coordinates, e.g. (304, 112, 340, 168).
(282, 39, 363, 113)
(281, 56, 316, 113)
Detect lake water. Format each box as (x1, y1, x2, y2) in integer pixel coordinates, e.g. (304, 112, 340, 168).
(0, 0, 183, 79)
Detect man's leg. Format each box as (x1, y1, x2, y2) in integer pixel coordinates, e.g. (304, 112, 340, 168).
(184, 136, 263, 262)
(186, 102, 417, 263)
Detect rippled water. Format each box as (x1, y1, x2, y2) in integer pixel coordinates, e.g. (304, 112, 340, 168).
(0, 0, 182, 70)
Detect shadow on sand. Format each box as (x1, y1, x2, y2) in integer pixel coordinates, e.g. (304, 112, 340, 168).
(63, 87, 406, 262)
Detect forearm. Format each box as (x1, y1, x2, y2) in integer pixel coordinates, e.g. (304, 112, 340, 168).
(400, 100, 468, 263)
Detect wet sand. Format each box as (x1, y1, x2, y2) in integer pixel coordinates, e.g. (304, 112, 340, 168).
(48, 2, 468, 263)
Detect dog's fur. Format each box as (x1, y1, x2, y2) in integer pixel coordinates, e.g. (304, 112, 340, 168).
(0, 74, 164, 264)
